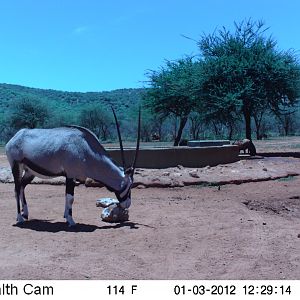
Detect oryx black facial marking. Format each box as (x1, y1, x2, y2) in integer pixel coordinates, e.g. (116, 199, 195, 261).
(5, 108, 141, 226)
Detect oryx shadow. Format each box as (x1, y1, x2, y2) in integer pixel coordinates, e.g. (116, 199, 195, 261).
(13, 219, 142, 233)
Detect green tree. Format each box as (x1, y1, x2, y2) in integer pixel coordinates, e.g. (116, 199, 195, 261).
(199, 19, 300, 139)
(274, 108, 297, 136)
(134, 108, 166, 142)
(9, 98, 49, 129)
(145, 57, 202, 146)
(79, 105, 113, 140)
(189, 111, 206, 140)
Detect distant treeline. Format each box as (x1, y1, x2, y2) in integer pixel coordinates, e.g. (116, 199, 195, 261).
(0, 82, 299, 145)
(0, 83, 145, 143)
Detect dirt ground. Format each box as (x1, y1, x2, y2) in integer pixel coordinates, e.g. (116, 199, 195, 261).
(1, 153, 300, 279)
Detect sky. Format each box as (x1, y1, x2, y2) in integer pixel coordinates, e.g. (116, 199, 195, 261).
(0, 0, 300, 92)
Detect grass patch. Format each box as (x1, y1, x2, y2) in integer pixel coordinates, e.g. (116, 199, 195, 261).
(192, 182, 220, 189)
(277, 175, 297, 182)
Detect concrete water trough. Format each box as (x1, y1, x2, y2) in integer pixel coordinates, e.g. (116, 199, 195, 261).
(107, 145, 239, 169)
(187, 140, 231, 147)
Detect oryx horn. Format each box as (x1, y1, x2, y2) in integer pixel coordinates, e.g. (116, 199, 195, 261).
(111, 106, 126, 170)
(132, 106, 141, 170)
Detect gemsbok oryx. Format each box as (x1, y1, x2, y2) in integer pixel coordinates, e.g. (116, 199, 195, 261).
(5, 108, 140, 226)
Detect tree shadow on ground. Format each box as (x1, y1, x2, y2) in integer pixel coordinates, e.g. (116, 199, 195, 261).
(13, 219, 143, 233)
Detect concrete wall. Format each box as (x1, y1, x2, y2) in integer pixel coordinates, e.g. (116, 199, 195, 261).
(188, 140, 231, 147)
(107, 145, 239, 169)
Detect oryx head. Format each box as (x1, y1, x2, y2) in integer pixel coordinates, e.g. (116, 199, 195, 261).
(111, 107, 141, 208)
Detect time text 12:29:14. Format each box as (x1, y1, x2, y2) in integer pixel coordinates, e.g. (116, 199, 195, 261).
(243, 285, 291, 296)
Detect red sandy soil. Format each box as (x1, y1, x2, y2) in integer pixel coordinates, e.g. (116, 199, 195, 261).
(0, 153, 300, 279)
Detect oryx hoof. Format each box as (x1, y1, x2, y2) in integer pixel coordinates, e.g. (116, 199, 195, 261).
(16, 214, 25, 224)
(22, 205, 28, 219)
(67, 222, 76, 228)
(66, 217, 76, 227)
(22, 213, 28, 220)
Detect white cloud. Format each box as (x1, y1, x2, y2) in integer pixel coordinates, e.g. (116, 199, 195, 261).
(72, 26, 89, 35)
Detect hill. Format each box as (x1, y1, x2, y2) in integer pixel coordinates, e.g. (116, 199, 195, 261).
(0, 83, 145, 123)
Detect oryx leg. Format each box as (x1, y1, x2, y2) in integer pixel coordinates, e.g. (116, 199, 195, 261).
(12, 161, 24, 224)
(64, 178, 76, 227)
(20, 170, 35, 219)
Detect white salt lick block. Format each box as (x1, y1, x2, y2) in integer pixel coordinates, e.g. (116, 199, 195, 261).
(96, 197, 119, 208)
(101, 204, 129, 223)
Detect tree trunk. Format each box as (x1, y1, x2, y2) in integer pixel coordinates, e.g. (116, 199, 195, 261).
(101, 125, 110, 141)
(253, 116, 261, 140)
(157, 123, 163, 141)
(284, 116, 290, 136)
(212, 121, 219, 137)
(227, 122, 234, 140)
(190, 123, 197, 140)
(243, 109, 252, 140)
(255, 129, 260, 140)
(195, 128, 200, 140)
(174, 116, 188, 146)
(190, 115, 201, 140)
(172, 116, 178, 141)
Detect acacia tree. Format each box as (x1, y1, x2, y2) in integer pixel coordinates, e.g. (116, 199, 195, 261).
(79, 105, 113, 140)
(274, 108, 297, 136)
(189, 111, 205, 140)
(252, 102, 269, 139)
(145, 57, 202, 145)
(200, 90, 241, 140)
(10, 98, 49, 129)
(199, 19, 300, 139)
